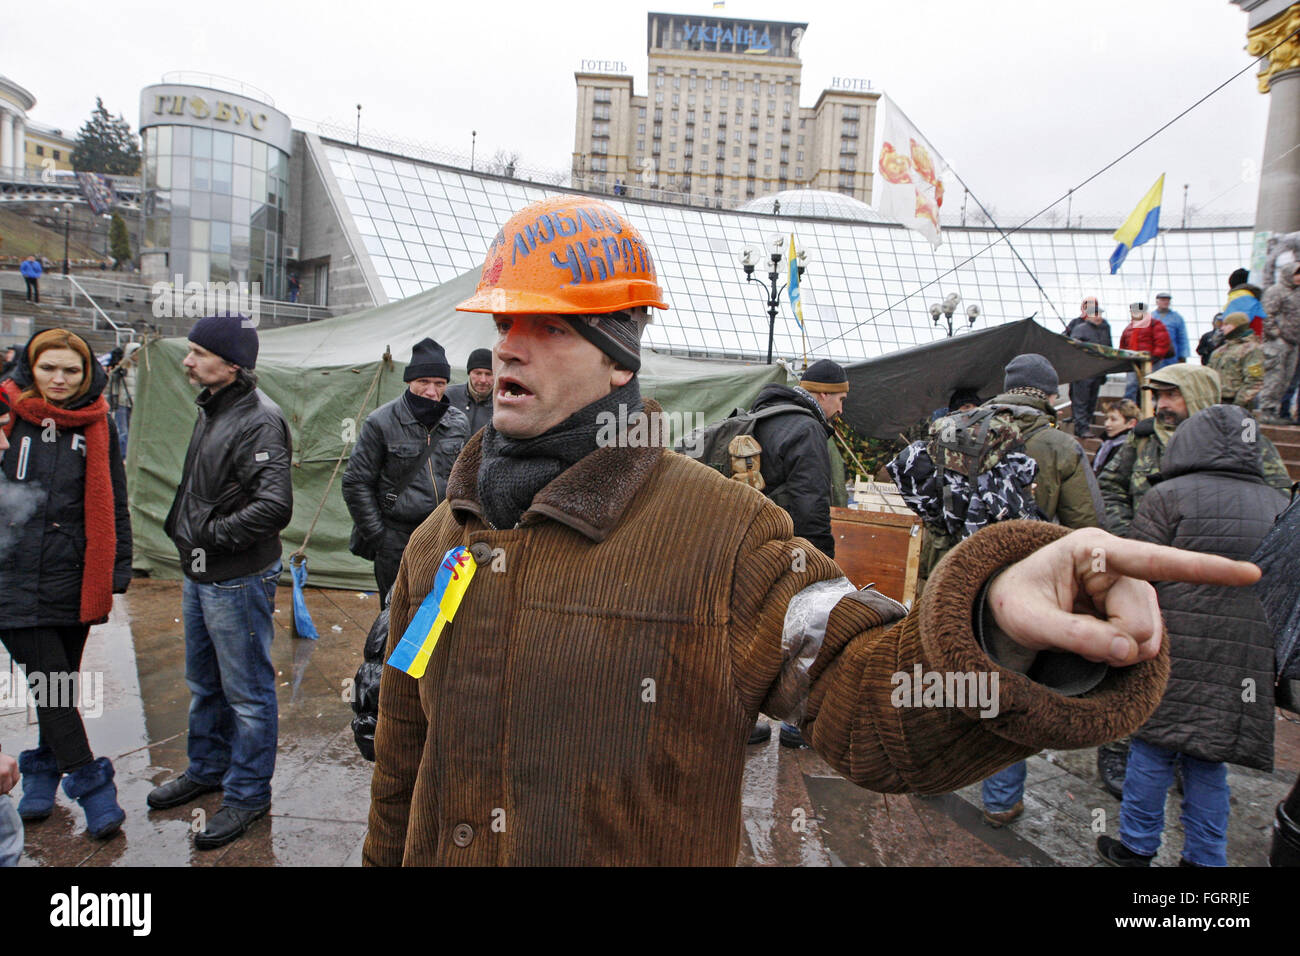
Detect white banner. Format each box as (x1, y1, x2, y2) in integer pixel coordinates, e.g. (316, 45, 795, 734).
(874, 96, 948, 248)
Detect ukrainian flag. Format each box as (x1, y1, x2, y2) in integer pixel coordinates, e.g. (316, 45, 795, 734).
(1109, 174, 1164, 274)
(787, 234, 804, 331)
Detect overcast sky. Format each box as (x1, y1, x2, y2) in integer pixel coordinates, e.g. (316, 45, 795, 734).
(2, 0, 1271, 224)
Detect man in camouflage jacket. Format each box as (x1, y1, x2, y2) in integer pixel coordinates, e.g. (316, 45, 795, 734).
(1098, 364, 1291, 537)
(1259, 261, 1300, 423)
(1209, 312, 1266, 407)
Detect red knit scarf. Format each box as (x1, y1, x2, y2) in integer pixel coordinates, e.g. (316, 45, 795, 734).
(1, 380, 115, 622)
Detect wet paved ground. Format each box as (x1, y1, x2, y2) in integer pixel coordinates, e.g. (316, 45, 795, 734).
(4, 580, 1296, 866)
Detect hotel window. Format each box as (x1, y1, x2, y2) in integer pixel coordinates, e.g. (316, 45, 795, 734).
(655, 93, 663, 105)
(593, 88, 612, 103)
(840, 156, 856, 171)
(796, 166, 803, 178)
(672, 94, 680, 106)
(842, 105, 860, 120)
(593, 104, 610, 120)
(671, 110, 679, 122)
(673, 76, 681, 89)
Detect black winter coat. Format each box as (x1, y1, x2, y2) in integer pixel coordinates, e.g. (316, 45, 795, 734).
(0, 350, 131, 628)
(750, 383, 835, 557)
(341, 391, 469, 550)
(163, 374, 293, 583)
(1130, 404, 1288, 770)
(1066, 316, 1113, 349)
(444, 383, 493, 436)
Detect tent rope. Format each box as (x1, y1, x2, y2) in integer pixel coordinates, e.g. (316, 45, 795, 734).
(289, 347, 392, 566)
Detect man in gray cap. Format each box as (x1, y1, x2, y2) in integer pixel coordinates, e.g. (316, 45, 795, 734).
(985, 354, 1104, 531)
(342, 338, 470, 605)
(444, 348, 494, 435)
(975, 354, 1105, 826)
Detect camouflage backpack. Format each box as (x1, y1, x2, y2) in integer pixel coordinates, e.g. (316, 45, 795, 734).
(925, 404, 1035, 530)
(675, 404, 817, 492)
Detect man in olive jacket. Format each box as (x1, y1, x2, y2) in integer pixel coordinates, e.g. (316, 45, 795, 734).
(1098, 364, 1291, 538)
(364, 196, 1257, 867)
(984, 354, 1104, 530)
(342, 338, 470, 606)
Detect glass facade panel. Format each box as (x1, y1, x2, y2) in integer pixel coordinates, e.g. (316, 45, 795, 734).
(320, 143, 1251, 361)
(142, 111, 291, 299)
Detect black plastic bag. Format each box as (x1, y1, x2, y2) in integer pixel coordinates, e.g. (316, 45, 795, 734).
(351, 605, 389, 762)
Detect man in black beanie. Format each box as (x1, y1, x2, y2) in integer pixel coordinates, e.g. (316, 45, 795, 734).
(746, 358, 850, 747)
(342, 337, 470, 605)
(444, 348, 494, 435)
(152, 314, 294, 850)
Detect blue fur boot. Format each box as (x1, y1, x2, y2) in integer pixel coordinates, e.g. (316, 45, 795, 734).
(60, 757, 125, 839)
(16, 747, 61, 821)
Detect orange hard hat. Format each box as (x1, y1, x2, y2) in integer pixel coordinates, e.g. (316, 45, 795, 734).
(456, 195, 669, 315)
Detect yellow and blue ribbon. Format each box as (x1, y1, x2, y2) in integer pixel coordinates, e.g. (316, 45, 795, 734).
(385, 546, 477, 678)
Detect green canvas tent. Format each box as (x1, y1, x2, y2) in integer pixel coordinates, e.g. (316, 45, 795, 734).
(125, 269, 789, 590)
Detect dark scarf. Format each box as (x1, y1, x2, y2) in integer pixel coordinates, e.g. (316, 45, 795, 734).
(403, 389, 450, 429)
(477, 379, 641, 531)
(2, 379, 115, 623)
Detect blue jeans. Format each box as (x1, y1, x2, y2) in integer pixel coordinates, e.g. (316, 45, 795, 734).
(1119, 738, 1229, 867)
(982, 760, 1026, 812)
(182, 560, 280, 810)
(0, 795, 22, 867)
(114, 406, 130, 458)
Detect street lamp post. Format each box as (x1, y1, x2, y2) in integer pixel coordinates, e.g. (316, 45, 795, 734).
(741, 234, 807, 364)
(928, 292, 980, 337)
(53, 204, 72, 276)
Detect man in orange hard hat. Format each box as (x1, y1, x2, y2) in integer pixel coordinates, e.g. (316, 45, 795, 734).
(364, 194, 1258, 866)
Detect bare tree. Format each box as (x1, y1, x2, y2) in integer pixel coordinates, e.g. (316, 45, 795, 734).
(488, 149, 521, 178)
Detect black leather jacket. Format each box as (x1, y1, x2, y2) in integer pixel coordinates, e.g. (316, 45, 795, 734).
(341, 391, 469, 548)
(444, 382, 493, 436)
(163, 374, 294, 582)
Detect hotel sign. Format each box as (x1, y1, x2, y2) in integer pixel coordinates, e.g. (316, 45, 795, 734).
(139, 84, 292, 154)
(579, 59, 628, 73)
(684, 22, 773, 52)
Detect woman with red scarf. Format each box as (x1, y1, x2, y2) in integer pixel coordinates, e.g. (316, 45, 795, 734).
(0, 329, 132, 839)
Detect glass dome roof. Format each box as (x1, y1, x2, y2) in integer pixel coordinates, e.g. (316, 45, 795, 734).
(737, 189, 891, 223)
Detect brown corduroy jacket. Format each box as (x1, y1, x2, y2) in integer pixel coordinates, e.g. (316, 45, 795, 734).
(364, 403, 1168, 866)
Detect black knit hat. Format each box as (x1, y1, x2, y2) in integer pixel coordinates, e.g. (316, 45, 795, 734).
(1228, 268, 1250, 289)
(405, 338, 451, 382)
(466, 348, 493, 373)
(1004, 353, 1058, 395)
(565, 311, 647, 372)
(948, 387, 982, 410)
(800, 359, 849, 394)
(189, 314, 259, 369)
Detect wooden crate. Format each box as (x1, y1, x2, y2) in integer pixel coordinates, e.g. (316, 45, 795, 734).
(829, 506, 922, 606)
